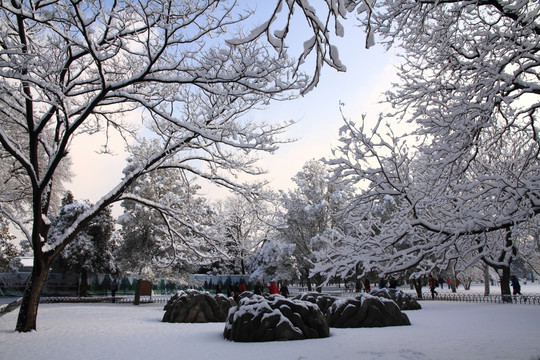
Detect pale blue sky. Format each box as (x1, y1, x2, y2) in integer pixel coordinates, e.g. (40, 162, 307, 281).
(68, 7, 400, 204)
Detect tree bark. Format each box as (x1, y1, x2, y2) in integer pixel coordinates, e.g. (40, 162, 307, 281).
(15, 257, 50, 332)
(412, 278, 423, 299)
(484, 263, 490, 296)
(80, 268, 88, 297)
(499, 266, 512, 302)
(134, 278, 142, 305)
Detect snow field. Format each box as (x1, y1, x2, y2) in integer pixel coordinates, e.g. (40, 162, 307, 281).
(0, 300, 539, 360)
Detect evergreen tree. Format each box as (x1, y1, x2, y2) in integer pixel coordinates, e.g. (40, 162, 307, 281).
(0, 215, 20, 272)
(50, 193, 116, 296)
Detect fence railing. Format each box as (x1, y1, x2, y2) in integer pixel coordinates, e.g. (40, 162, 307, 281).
(417, 292, 540, 305)
(34, 291, 540, 306)
(39, 294, 174, 304)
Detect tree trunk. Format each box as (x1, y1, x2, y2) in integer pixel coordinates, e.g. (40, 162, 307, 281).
(80, 268, 88, 297)
(484, 263, 490, 296)
(134, 278, 142, 305)
(413, 278, 423, 299)
(450, 275, 457, 293)
(15, 258, 50, 332)
(499, 266, 512, 302)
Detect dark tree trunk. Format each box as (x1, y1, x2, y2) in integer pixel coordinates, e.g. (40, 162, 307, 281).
(484, 263, 490, 296)
(16, 257, 50, 332)
(413, 278, 423, 299)
(303, 269, 312, 292)
(450, 275, 457, 293)
(500, 266, 512, 302)
(80, 268, 88, 297)
(134, 278, 142, 305)
(355, 279, 362, 292)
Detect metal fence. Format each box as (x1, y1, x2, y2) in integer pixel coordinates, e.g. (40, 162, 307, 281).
(417, 292, 540, 305)
(36, 291, 540, 305)
(39, 294, 174, 304)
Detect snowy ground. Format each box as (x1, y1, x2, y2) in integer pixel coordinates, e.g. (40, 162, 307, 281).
(1, 290, 539, 360)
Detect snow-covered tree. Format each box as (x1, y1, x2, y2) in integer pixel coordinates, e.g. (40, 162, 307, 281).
(316, 89, 538, 297)
(210, 195, 272, 275)
(0, 0, 365, 331)
(0, 214, 20, 272)
(248, 239, 298, 284)
(116, 141, 215, 284)
(50, 194, 116, 296)
(278, 159, 353, 290)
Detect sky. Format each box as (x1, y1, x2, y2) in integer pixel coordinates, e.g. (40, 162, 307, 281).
(67, 4, 400, 207)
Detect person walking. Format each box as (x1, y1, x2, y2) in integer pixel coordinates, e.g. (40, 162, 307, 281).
(429, 275, 438, 299)
(363, 279, 371, 293)
(110, 279, 118, 303)
(511, 275, 522, 296)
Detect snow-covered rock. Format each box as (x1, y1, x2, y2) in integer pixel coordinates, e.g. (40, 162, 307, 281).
(370, 288, 422, 310)
(223, 294, 329, 342)
(327, 294, 411, 328)
(293, 292, 338, 314)
(162, 290, 235, 323)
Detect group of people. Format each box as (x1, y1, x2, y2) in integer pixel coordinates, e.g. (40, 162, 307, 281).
(254, 280, 290, 297)
(216, 279, 290, 302)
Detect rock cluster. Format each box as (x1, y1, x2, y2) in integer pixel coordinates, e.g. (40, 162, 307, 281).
(294, 292, 337, 314)
(162, 290, 235, 323)
(326, 294, 411, 328)
(370, 288, 422, 310)
(296, 292, 411, 328)
(223, 294, 329, 342)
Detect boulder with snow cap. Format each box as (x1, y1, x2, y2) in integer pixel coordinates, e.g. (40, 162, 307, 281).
(293, 292, 338, 314)
(223, 294, 329, 342)
(327, 293, 411, 328)
(370, 288, 422, 310)
(162, 290, 235, 323)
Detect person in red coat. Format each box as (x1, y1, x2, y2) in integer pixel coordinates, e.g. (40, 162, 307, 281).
(267, 281, 280, 295)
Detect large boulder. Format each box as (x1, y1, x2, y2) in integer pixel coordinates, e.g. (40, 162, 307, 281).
(162, 290, 235, 323)
(327, 294, 411, 328)
(293, 292, 337, 314)
(223, 294, 330, 342)
(370, 288, 422, 310)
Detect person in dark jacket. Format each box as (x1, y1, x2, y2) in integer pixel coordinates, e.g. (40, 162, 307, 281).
(511, 275, 522, 295)
(280, 281, 290, 298)
(254, 280, 263, 295)
(363, 279, 371, 292)
(110, 279, 118, 303)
